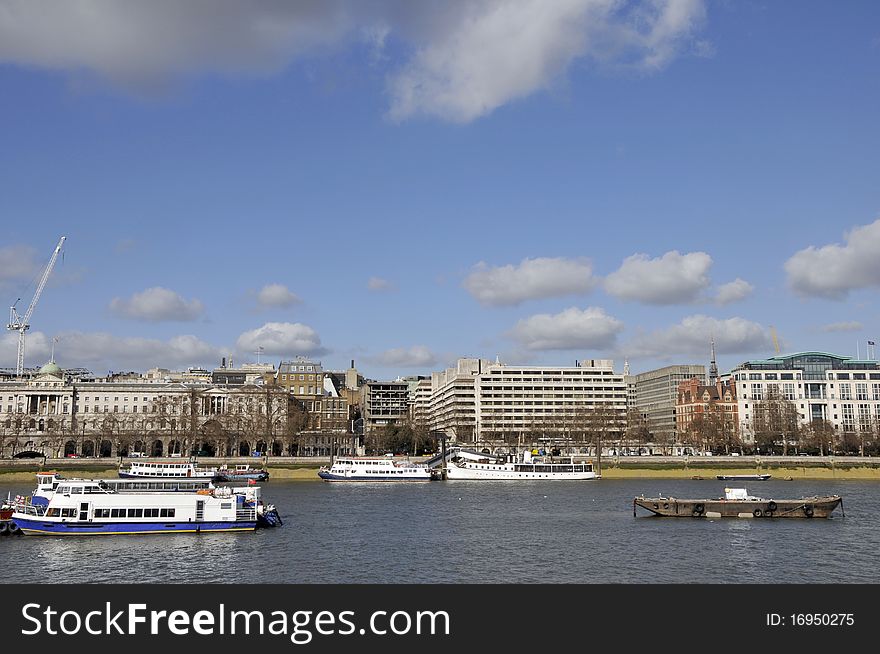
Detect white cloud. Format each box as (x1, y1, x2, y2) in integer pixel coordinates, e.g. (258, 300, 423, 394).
(784, 219, 880, 299)
(257, 283, 301, 308)
(508, 306, 624, 351)
(604, 250, 712, 304)
(624, 314, 772, 358)
(370, 345, 438, 368)
(0, 244, 39, 284)
(464, 257, 596, 306)
(110, 287, 204, 321)
(367, 276, 394, 292)
(388, 0, 707, 122)
(0, 331, 51, 366)
(2, 330, 218, 371)
(236, 322, 327, 357)
(821, 321, 863, 333)
(714, 278, 753, 305)
(0, 1, 707, 123)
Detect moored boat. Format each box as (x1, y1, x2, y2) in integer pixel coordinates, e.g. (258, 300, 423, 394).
(318, 457, 436, 481)
(633, 487, 843, 519)
(216, 464, 270, 482)
(118, 459, 220, 480)
(11, 473, 281, 535)
(716, 474, 771, 481)
(440, 448, 596, 480)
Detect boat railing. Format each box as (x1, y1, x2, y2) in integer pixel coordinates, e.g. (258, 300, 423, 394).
(236, 508, 257, 521)
(14, 503, 47, 517)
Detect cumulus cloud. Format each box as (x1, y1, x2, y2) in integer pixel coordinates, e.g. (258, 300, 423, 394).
(714, 278, 753, 305)
(0, 244, 40, 285)
(388, 0, 707, 122)
(257, 283, 301, 308)
(821, 321, 863, 333)
(464, 257, 596, 306)
(110, 287, 204, 321)
(0, 1, 707, 122)
(367, 276, 395, 292)
(604, 250, 712, 304)
(1, 330, 218, 371)
(508, 306, 624, 351)
(784, 219, 880, 299)
(624, 314, 772, 358)
(0, 331, 51, 366)
(370, 345, 438, 368)
(236, 322, 327, 357)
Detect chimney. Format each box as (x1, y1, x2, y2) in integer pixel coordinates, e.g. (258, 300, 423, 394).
(351, 359, 355, 369)
(221, 357, 226, 368)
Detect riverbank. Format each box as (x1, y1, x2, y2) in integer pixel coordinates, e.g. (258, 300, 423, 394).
(3, 456, 880, 481)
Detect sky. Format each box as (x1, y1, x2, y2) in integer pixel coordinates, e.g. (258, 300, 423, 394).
(0, 0, 879, 381)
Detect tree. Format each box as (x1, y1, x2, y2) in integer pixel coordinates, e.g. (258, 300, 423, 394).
(577, 403, 622, 475)
(752, 387, 800, 455)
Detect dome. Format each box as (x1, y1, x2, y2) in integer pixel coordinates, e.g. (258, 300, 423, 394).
(39, 361, 63, 376)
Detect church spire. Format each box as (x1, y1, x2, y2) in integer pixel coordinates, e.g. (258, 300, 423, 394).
(708, 337, 719, 385)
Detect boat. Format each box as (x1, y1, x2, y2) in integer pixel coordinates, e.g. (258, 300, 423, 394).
(716, 474, 771, 481)
(318, 456, 437, 481)
(439, 448, 597, 480)
(633, 487, 843, 519)
(118, 459, 220, 480)
(216, 464, 270, 482)
(10, 473, 282, 535)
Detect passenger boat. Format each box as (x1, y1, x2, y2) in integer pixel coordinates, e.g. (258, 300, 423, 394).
(442, 449, 596, 480)
(716, 474, 771, 481)
(10, 473, 281, 535)
(633, 487, 843, 519)
(216, 464, 270, 482)
(318, 457, 436, 481)
(118, 459, 220, 480)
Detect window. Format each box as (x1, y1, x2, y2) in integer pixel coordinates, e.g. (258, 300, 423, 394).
(840, 384, 852, 400)
(856, 383, 868, 400)
(94, 508, 111, 518)
(144, 508, 160, 517)
(160, 508, 175, 517)
(111, 508, 125, 518)
(750, 384, 763, 400)
(127, 508, 144, 518)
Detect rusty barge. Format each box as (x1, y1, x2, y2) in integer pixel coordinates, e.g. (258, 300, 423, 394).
(633, 487, 843, 519)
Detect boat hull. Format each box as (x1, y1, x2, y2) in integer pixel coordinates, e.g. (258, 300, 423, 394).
(11, 516, 256, 535)
(318, 471, 433, 481)
(634, 496, 841, 518)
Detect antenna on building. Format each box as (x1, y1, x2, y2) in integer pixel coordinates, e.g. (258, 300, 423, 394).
(255, 346, 264, 364)
(623, 358, 630, 376)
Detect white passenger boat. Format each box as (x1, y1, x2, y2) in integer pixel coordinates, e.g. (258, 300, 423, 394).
(318, 457, 437, 481)
(443, 449, 596, 480)
(11, 472, 281, 535)
(118, 459, 220, 480)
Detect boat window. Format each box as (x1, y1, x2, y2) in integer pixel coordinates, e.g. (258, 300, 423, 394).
(94, 508, 111, 518)
(144, 508, 160, 517)
(61, 508, 77, 517)
(160, 508, 175, 517)
(111, 509, 125, 518)
(127, 508, 144, 517)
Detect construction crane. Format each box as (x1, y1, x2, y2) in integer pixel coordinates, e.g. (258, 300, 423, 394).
(769, 325, 781, 355)
(6, 236, 66, 378)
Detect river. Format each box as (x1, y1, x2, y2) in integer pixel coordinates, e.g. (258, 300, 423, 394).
(2, 477, 877, 583)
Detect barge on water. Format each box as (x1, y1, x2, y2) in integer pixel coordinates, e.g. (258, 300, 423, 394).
(633, 487, 843, 519)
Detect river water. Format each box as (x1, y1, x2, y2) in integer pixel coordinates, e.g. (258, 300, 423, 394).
(2, 478, 878, 584)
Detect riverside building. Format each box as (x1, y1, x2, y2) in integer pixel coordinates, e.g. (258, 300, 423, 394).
(729, 352, 880, 444)
(425, 357, 627, 448)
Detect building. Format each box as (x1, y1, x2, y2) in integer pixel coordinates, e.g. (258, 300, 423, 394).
(423, 357, 627, 448)
(729, 352, 880, 448)
(363, 379, 411, 433)
(0, 361, 293, 458)
(676, 377, 739, 452)
(627, 364, 706, 444)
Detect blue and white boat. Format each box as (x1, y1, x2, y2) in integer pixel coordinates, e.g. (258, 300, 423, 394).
(11, 473, 280, 535)
(318, 457, 436, 481)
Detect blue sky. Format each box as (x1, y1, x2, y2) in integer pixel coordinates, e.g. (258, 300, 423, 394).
(1, 0, 879, 380)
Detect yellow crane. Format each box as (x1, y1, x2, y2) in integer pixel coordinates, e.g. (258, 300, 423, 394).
(769, 325, 780, 354)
